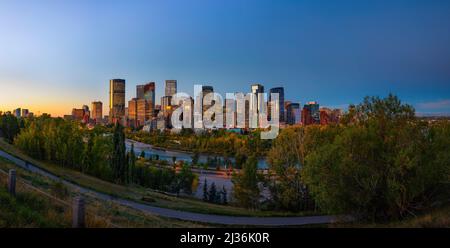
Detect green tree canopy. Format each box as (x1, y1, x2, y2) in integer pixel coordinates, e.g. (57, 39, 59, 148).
(302, 95, 450, 220)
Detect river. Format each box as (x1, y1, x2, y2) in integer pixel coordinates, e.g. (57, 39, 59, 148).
(125, 139, 269, 169)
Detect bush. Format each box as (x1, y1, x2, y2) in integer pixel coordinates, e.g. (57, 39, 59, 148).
(302, 95, 450, 220)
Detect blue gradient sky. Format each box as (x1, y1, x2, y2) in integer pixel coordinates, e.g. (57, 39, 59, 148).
(1, 0, 450, 116)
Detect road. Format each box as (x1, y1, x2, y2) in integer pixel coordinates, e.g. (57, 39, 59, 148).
(0, 149, 341, 226)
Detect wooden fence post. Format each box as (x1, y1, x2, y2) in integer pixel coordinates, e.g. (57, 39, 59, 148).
(72, 196, 85, 228)
(8, 169, 16, 196)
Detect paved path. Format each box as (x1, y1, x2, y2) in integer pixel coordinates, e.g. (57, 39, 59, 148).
(0, 149, 340, 226)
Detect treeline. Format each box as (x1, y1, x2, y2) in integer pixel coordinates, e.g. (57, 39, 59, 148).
(0, 114, 23, 143)
(12, 116, 195, 195)
(233, 95, 450, 221)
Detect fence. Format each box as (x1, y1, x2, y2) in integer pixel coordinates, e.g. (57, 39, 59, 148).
(0, 168, 120, 228)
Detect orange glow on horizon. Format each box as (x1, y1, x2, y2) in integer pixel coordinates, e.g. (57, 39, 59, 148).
(1, 81, 108, 118)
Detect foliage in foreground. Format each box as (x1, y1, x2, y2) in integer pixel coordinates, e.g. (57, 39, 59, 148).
(232, 156, 261, 209)
(301, 95, 450, 220)
(263, 94, 450, 220)
(0, 186, 68, 227)
(13, 117, 195, 195)
(0, 114, 21, 144)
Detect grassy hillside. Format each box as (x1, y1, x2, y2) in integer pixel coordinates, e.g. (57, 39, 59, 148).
(0, 185, 69, 228)
(0, 138, 313, 217)
(1, 154, 447, 228)
(336, 206, 450, 228)
(0, 157, 211, 228)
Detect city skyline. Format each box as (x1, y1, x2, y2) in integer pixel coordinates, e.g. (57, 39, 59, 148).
(2, 77, 450, 118)
(1, 0, 450, 116)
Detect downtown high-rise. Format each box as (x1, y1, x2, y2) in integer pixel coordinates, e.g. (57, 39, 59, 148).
(269, 87, 285, 123)
(109, 79, 126, 124)
(91, 101, 103, 123)
(165, 80, 177, 97)
(302, 101, 320, 125)
(251, 84, 265, 127)
(137, 82, 156, 108)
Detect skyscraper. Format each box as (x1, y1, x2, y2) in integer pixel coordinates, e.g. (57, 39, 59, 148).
(91, 101, 103, 123)
(136, 82, 156, 114)
(82, 105, 90, 117)
(21, 109, 29, 118)
(165, 80, 177, 97)
(202, 85, 214, 120)
(109, 79, 126, 124)
(128, 98, 138, 127)
(309, 101, 320, 124)
(136, 85, 145, 99)
(251, 83, 264, 128)
(129, 98, 152, 128)
(179, 97, 194, 129)
(286, 102, 301, 125)
(143, 82, 156, 108)
(72, 108, 85, 121)
(284, 101, 291, 122)
(13, 108, 21, 118)
(161, 96, 172, 113)
(137, 98, 151, 126)
(225, 97, 237, 128)
(302, 101, 320, 125)
(269, 87, 285, 123)
(137, 82, 155, 104)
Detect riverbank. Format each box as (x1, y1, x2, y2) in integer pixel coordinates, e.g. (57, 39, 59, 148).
(126, 139, 270, 169)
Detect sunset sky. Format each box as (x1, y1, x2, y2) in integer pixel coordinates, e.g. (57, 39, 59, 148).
(1, 0, 450, 117)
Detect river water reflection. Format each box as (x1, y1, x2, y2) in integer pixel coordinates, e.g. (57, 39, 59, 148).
(126, 139, 269, 169)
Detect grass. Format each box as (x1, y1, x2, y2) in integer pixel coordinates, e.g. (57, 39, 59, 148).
(2, 139, 447, 228)
(0, 158, 211, 228)
(0, 138, 312, 217)
(330, 206, 450, 228)
(0, 185, 69, 228)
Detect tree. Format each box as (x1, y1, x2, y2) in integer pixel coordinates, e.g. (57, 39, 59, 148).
(111, 123, 127, 183)
(235, 151, 247, 169)
(191, 152, 199, 166)
(177, 164, 195, 194)
(302, 95, 450, 220)
(208, 182, 218, 203)
(232, 156, 260, 209)
(221, 185, 228, 205)
(128, 143, 136, 184)
(203, 179, 208, 202)
(266, 127, 319, 211)
(172, 156, 177, 165)
(82, 133, 95, 174)
(0, 114, 20, 143)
